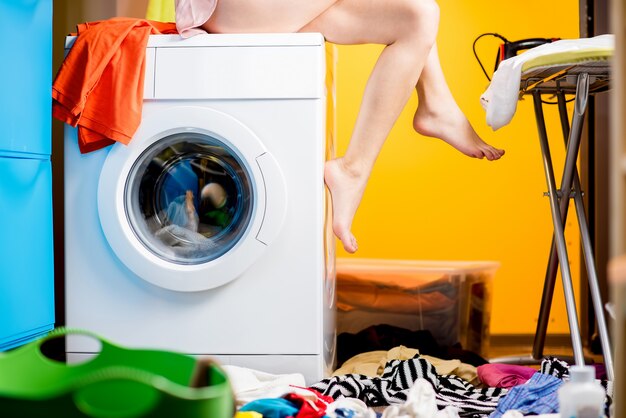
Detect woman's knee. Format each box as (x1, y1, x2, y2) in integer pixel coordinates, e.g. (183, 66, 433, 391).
(398, 0, 440, 44)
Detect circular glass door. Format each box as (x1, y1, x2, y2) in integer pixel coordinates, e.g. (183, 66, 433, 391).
(126, 132, 254, 265)
(98, 105, 286, 292)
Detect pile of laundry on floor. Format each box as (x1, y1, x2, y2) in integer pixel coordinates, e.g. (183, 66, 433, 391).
(231, 325, 612, 418)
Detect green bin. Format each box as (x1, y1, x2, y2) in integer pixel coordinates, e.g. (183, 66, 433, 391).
(0, 328, 234, 418)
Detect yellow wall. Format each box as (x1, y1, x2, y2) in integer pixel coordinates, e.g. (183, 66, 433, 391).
(334, 0, 581, 334)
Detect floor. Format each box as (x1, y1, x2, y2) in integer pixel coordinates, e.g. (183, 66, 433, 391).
(487, 341, 606, 367)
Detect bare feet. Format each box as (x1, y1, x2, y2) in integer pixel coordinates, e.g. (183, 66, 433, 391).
(324, 158, 368, 253)
(413, 106, 505, 161)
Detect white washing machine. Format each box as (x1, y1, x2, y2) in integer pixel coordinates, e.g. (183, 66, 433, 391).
(64, 33, 336, 384)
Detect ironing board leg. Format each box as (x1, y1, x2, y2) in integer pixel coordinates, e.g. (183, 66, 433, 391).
(556, 85, 615, 381)
(532, 90, 578, 361)
(572, 166, 615, 380)
(532, 89, 585, 367)
(533, 83, 585, 361)
(532, 223, 562, 360)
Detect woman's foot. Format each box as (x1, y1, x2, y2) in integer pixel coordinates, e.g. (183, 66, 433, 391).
(413, 106, 505, 160)
(324, 158, 368, 253)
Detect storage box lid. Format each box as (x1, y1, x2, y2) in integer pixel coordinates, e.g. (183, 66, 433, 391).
(336, 258, 500, 290)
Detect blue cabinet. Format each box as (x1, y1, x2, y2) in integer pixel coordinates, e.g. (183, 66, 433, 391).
(0, 0, 55, 350)
(0, 157, 54, 349)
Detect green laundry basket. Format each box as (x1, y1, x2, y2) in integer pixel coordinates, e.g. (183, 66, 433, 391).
(0, 328, 235, 418)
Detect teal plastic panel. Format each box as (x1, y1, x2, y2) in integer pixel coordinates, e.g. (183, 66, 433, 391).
(0, 0, 53, 155)
(0, 156, 54, 350)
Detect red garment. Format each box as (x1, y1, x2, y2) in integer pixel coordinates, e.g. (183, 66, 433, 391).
(52, 18, 177, 153)
(282, 389, 333, 418)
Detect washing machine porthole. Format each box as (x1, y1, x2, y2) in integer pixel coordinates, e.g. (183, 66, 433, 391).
(124, 131, 255, 265)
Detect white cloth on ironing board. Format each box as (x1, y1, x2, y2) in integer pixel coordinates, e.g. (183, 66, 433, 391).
(480, 34, 613, 130)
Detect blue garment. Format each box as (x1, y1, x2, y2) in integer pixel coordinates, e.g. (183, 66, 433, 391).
(333, 408, 356, 417)
(490, 372, 563, 418)
(240, 398, 300, 418)
(162, 160, 199, 210)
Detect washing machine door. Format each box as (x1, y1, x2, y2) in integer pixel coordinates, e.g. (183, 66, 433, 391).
(98, 106, 287, 292)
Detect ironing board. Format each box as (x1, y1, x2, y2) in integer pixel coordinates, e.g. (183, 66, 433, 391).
(488, 39, 614, 382)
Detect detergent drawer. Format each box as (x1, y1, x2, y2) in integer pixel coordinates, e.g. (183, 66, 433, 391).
(153, 44, 325, 100)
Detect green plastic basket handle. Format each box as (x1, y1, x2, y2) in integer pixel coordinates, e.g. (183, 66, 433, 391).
(42, 327, 119, 355)
(45, 327, 102, 340)
(1, 328, 166, 418)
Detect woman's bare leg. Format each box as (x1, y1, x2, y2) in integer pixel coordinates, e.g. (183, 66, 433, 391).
(299, 0, 440, 253)
(413, 45, 505, 160)
(204, 0, 503, 253)
(205, 0, 439, 253)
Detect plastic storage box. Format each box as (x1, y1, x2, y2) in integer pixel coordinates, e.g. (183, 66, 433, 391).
(336, 259, 499, 356)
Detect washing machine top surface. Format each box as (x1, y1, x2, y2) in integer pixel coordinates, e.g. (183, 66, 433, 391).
(65, 32, 324, 49)
(64, 32, 327, 100)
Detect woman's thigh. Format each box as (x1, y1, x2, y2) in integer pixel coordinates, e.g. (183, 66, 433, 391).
(299, 0, 439, 46)
(202, 0, 339, 33)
